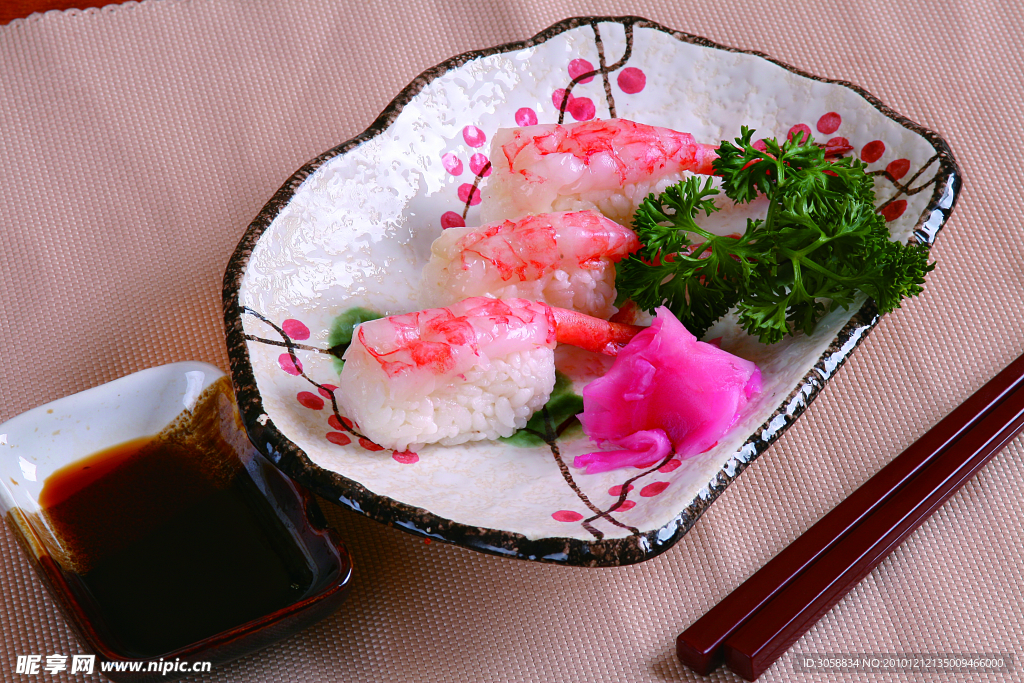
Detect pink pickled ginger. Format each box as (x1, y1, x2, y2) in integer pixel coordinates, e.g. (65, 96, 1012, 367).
(575, 307, 762, 474)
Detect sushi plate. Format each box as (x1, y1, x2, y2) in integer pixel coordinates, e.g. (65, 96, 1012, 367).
(222, 16, 960, 567)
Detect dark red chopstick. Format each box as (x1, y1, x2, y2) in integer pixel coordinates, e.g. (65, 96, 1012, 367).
(722, 378, 1024, 679)
(676, 352, 1024, 675)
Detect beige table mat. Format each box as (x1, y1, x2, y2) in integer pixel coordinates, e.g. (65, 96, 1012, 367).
(1, 1, 1022, 681)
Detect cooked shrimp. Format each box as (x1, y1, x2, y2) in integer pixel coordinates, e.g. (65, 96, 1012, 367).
(481, 118, 718, 225)
(338, 297, 643, 451)
(422, 210, 640, 319)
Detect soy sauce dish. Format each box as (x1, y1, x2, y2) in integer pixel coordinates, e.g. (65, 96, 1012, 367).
(0, 362, 352, 681)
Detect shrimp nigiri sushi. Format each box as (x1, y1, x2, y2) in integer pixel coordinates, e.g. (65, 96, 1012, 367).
(422, 210, 640, 319)
(481, 118, 718, 225)
(339, 297, 643, 452)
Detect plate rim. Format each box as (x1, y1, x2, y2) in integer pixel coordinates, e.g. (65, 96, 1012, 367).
(222, 15, 961, 567)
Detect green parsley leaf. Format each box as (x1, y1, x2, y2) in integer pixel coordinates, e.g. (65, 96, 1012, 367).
(615, 126, 934, 343)
(616, 176, 762, 335)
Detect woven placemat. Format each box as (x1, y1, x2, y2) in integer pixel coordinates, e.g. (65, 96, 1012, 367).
(1, 1, 1021, 681)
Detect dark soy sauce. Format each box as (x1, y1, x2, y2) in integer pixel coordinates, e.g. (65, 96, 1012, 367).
(36, 379, 316, 658)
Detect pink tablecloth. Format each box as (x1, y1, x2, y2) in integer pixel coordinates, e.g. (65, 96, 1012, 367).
(1, 1, 1022, 681)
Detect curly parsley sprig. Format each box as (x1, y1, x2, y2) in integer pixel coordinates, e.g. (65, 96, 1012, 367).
(615, 126, 933, 344)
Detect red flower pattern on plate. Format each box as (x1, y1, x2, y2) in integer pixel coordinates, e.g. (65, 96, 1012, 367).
(616, 67, 646, 94)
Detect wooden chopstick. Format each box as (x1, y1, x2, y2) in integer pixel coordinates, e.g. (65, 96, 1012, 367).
(676, 352, 1024, 677)
(723, 378, 1024, 679)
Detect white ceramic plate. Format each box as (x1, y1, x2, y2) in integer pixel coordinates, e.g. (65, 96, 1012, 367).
(223, 16, 960, 566)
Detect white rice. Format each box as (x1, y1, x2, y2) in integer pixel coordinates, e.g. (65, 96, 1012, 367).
(340, 344, 555, 453)
(545, 172, 690, 226)
(483, 170, 689, 227)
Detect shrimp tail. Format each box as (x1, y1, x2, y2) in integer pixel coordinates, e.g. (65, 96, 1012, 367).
(693, 142, 719, 176)
(550, 306, 645, 355)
